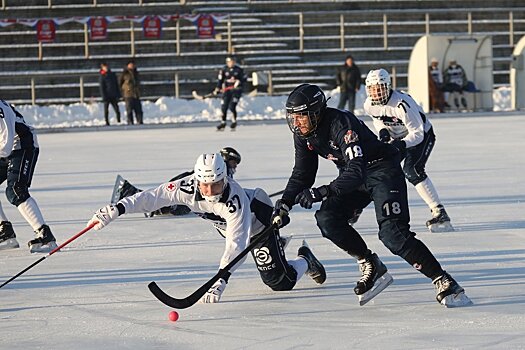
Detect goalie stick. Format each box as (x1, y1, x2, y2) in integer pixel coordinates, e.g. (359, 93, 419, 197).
(148, 223, 277, 309)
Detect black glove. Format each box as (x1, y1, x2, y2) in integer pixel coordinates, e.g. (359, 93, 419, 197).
(390, 139, 406, 153)
(378, 128, 391, 143)
(271, 199, 291, 228)
(295, 186, 330, 209)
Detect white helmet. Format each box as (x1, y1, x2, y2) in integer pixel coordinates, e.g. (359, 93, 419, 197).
(194, 153, 227, 203)
(365, 69, 392, 105)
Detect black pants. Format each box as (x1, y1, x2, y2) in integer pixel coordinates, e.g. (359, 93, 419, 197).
(249, 193, 298, 291)
(315, 157, 444, 280)
(403, 128, 435, 186)
(103, 98, 121, 125)
(337, 90, 356, 113)
(124, 97, 143, 125)
(220, 90, 241, 122)
(0, 149, 39, 206)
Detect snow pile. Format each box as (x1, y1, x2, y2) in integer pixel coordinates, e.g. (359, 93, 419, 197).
(14, 87, 512, 129)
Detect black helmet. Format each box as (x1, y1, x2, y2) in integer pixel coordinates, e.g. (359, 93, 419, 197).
(220, 147, 241, 164)
(285, 84, 327, 137)
(220, 147, 241, 177)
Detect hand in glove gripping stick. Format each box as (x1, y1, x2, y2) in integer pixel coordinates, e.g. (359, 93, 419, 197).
(272, 199, 291, 228)
(295, 186, 330, 209)
(89, 205, 120, 230)
(200, 278, 228, 303)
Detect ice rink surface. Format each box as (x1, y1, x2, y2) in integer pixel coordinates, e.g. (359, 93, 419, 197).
(1, 114, 525, 349)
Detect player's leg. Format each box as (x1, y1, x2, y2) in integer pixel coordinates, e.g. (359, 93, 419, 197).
(6, 149, 57, 253)
(217, 93, 231, 130)
(229, 92, 240, 129)
(403, 129, 453, 232)
(315, 192, 392, 303)
(0, 159, 19, 249)
(249, 188, 324, 289)
(369, 159, 470, 306)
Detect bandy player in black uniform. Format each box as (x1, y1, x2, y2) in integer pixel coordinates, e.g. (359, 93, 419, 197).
(215, 56, 247, 131)
(271, 84, 471, 307)
(364, 68, 453, 232)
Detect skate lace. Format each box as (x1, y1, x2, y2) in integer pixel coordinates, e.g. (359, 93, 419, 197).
(358, 259, 374, 283)
(435, 274, 452, 292)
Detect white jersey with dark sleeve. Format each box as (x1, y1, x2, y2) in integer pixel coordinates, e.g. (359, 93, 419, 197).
(117, 174, 252, 272)
(0, 100, 39, 158)
(363, 90, 432, 148)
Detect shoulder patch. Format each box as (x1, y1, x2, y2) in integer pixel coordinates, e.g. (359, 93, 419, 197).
(344, 130, 359, 144)
(165, 182, 177, 192)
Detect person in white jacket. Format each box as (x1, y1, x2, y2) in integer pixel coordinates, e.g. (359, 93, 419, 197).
(89, 153, 326, 303)
(0, 100, 57, 253)
(363, 69, 453, 232)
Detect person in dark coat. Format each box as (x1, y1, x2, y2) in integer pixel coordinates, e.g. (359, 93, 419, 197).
(99, 63, 121, 126)
(119, 60, 143, 125)
(336, 55, 362, 114)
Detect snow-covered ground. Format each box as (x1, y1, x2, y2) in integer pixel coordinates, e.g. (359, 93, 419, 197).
(15, 86, 513, 129)
(1, 112, 525, 349)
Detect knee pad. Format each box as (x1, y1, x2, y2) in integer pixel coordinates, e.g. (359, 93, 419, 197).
(378, 219, 415, 255)
(6, 182, 30, 206)
(404, 167, 427, 186)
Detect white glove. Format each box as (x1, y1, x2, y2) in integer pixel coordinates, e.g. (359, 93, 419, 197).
(200, 278, 227, 303)
(233, 80, 240, 88)
(89, 205, 119, 230)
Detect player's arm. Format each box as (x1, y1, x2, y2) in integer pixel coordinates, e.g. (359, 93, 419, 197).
(328, 121, 367, 196)
(281, 135, 319, 207)
(0, 103, 15, 158)
(395, 99, 425, 148)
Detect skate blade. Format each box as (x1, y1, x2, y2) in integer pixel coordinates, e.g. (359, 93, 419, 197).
(428, 222, 455, 233)
(110, 175, 125, 204)
(29, 241, 58, 254)
(358, 272, 394, 306)
(0, 238, 20, 250)
(440, 291, 473, 308)
(279, 235, 293, 251)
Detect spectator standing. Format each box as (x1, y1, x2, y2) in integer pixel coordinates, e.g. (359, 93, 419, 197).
(119, 60, 143, 125)
(99, 63, 121, 126)
(336, 54, 362, 114)
(428, 58, 445, 113)
(442, 59, 468, 110)
(216, 56, 247, 131)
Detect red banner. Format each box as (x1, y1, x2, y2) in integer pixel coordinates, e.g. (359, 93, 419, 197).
(197, 14, 214, 39)
(90, 17, 108, 40)
(143, 16, 162, 38)
(36, 19, 56, 43)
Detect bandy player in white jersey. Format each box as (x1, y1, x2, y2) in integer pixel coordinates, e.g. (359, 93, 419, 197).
(89, 153, 326, 303)
(363, 69, 453, 232)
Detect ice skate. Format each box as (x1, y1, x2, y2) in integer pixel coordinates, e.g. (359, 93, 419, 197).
(279, 234, 292, 251)
(28, 225, 57, 253)
(230, 121, 237, 131)
(0, 221, 19, 250)
(216, 121, 226, 131)
(433, 271, 473, 308)
(298, 240, 326, 284)
(354, 252, 393, 306)
(111, 175, 141, 204)
(426, 205, 454, 232)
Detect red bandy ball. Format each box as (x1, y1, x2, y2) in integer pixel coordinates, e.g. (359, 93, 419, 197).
(168, 311, 179, 322)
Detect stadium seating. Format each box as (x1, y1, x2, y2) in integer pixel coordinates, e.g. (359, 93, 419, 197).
(0, 0, 523, 104)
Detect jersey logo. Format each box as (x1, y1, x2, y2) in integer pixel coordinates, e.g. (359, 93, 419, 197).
(165, 182, 177, 192)
(343, 130, 359, 144)
(254, 247, 273, 265)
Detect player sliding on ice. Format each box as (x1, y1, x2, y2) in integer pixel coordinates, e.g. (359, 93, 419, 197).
(89, 153, 325, 303)
(272, 84, 471, 307)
